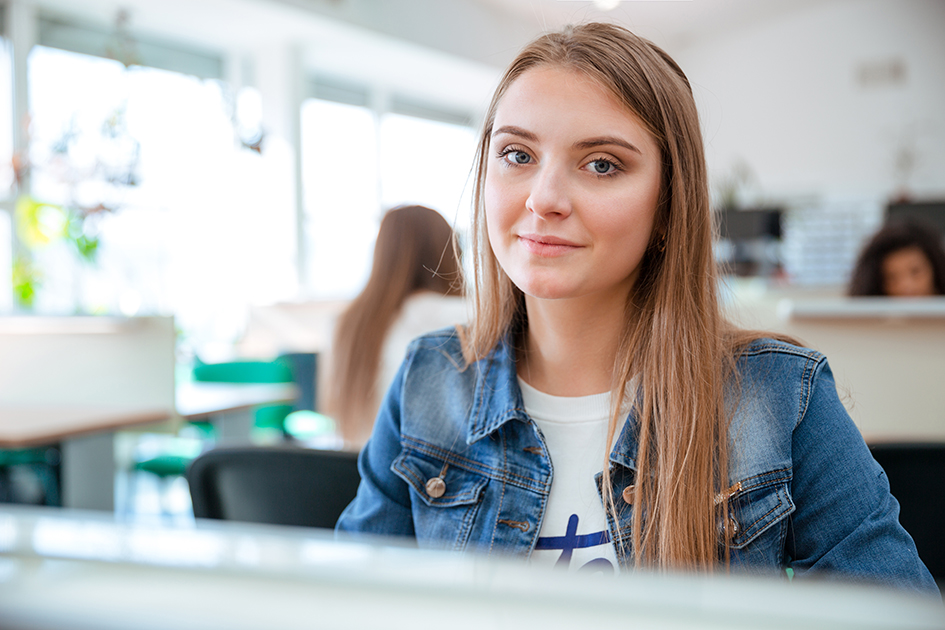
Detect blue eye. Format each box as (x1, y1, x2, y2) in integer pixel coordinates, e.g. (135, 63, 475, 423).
(589, 159, 616, 175)
(500, 149, 532, 165)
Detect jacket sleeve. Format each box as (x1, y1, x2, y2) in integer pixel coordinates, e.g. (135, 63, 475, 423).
(787, 357, 938, 597)
(335, 358, 416, 541)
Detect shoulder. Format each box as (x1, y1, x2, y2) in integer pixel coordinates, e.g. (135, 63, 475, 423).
(725, 337, 843, 487)
(736, 337, 824, 363)
(406, 324, 464, 353)
(729, 336, 843, 441)
(734, 337, 828, 385)
(400, 325, 469, 378)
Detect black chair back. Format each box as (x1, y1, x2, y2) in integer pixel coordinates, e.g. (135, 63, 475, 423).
(187, 445, 360, 529)
(869, 442, 945, 585)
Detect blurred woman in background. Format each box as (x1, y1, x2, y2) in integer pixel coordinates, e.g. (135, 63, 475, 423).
(325, 204, 466, 448)
(849, 218, 945, 297)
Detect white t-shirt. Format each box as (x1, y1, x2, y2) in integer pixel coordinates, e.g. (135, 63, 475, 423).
(519, 378, 620, 574)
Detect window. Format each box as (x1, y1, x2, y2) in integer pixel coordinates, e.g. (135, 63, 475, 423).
(300, 98, 379, 299)
(0, 36, 12, 196)
(26, 45, 295, 350)
(300, 87, 477, 300)
(0, 36, 14, 312)
(379, 112, 476, 233)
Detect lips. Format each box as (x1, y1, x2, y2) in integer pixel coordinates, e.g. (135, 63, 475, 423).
(518, 233, 581, 257)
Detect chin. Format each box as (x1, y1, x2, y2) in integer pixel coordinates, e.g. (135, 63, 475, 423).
(517, 281, 576, 301)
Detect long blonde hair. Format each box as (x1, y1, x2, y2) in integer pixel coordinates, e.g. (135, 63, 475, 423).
(464, 23, 755, 570)
(327, 205, 463, 445)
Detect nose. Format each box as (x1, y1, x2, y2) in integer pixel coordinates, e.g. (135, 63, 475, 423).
(525, 164, 572, 219)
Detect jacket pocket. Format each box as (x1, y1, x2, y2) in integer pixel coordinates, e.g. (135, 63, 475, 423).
(725, 468, 795, 551)
(392, 448, 489, 551)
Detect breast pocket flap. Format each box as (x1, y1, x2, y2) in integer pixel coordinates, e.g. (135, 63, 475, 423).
(728, 474, 795, 549)
(392, 450, 488, 508)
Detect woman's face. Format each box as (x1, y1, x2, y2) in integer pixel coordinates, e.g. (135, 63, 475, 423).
(882, 246, 936, 297)
(484, 66, 662, 305)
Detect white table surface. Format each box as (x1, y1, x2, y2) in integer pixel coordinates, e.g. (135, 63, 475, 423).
(0, 505, 941, 630)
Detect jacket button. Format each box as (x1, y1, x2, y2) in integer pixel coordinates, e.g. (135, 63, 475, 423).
(621, 484, 635, 504)
(425, 477, 446, 498)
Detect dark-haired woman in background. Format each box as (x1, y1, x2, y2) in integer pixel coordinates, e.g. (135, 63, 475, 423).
(324, 205, 466, 449)
(849, 218, 945, 297)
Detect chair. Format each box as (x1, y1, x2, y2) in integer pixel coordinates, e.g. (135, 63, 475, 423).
(0, 446, 61, 506)
(186, 444, 360, 529)
(868, 442, 945, 589)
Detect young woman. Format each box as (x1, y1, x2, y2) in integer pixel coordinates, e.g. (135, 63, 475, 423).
(337, 23, 937, 595)
(324, 204, 466, 448)
(849, 218, 945, 297)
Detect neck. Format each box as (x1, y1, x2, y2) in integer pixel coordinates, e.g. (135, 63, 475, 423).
(518, 292, 627, 397)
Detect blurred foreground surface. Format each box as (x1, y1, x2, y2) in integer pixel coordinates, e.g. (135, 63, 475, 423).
(0, 504, 942, 630)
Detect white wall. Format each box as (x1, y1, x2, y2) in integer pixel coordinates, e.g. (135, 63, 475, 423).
(678, 0, 945, 204)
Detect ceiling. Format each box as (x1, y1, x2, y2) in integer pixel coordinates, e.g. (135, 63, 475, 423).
(27, 0, 831, 61)
(474, 0, 827, 52)
(20, 0, 829, 114)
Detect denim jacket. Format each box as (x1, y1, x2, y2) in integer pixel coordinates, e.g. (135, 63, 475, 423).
(336, 328, 938, 596)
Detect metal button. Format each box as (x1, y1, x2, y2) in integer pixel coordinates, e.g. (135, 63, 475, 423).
(425, 477, 446, 498)
(621, 484, 635, 504)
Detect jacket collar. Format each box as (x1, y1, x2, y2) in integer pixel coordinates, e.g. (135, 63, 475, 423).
(466, 332, 529, 444)
(463, 331, 641, 470)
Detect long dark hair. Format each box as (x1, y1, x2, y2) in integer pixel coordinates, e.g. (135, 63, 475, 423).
(326, 205, 463, 445)
(848, 218, 945, 296)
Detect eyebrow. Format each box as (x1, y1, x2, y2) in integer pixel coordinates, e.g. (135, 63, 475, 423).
(492, 125, 537, 142)
(492, 126, 642, 156)
(574, 136, 642, 155)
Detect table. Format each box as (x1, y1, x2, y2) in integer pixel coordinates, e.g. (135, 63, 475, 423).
(176, 381, 299, 442)
(0, 505, 941, 630)
(0, 405, 172, 510)
(0, 383, 298, 513)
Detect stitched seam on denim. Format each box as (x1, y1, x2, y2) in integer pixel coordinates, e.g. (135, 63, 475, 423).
(454, 497, 481, 552)
(403, 436, 550, 492)
(735, 467, 792, 492)
(403, 438, 517, 480)
(740, 489, 783, 537)
(392, 457, 425, 490)
(488, 427, 509, 553)
(468, 353, 491, 438)
(795, 354, 823, 431)
(739, 342, 823, 361)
